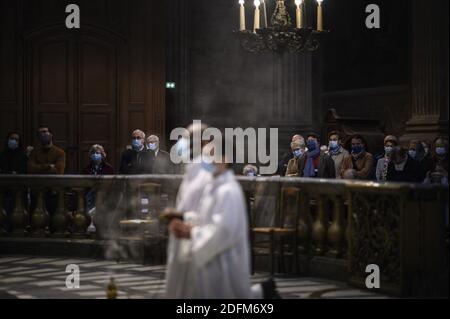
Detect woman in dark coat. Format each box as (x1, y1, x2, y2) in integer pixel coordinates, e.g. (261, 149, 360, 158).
(82, 144, 114, 175)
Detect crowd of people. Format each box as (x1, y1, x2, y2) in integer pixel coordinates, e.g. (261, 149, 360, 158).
(0, 126, 173, 176)
(0, 125, 448, 185)
(1, 123, 448, 299)
(269, 131, 448, 185)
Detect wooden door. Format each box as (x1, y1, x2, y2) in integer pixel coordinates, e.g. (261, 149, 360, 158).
(28, 28, 118, 173)
(77, 35, 117, 172)
(30, 32, 77, 172)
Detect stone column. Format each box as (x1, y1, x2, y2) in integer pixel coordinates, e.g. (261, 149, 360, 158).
(270, 52, 317, 161)
(401, 0, 449, 143)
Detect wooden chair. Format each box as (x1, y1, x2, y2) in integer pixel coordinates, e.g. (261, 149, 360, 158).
(118, 183, 163, 264)
(250, 187, 300, 275)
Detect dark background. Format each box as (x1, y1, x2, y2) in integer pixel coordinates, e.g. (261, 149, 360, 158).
(0, 0, 448, 172)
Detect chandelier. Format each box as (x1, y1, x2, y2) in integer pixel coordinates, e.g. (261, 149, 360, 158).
(234, 0, 329, 54)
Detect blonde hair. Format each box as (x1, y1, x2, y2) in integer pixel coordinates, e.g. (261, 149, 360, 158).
(243, 164, 258, 175)
(89, 144, 106, 159)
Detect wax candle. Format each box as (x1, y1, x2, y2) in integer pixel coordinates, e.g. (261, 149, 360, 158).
(254, 0, 261, 32)
(317, 0, 323, 31)
(295, 0, 304, 29)
(239, 0, 246, 31)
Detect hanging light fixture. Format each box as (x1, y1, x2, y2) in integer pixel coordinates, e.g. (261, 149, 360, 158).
(235, 0, 329, 54)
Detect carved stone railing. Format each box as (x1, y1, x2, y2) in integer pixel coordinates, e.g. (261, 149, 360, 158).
(0, 175, 181, 240)
(0, 174, 448, 297)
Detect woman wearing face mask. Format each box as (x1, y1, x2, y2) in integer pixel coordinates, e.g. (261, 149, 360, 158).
(243, 164, 258, 177)
(341, 134, 374, 180)
(285, 140, 306, 177)
(375, 135, 398, 182)
(82, 144, 114, 175)
(0, 132, 27, 174)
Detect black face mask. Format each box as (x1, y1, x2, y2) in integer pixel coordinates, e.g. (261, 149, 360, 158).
(39, 133, 52, 145)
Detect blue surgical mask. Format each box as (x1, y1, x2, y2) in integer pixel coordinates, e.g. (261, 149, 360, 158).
(132, 139, 143, 150)
(7, 139, 18, 150)
(148, 143, 158, 151)
(352, 146, 364, 155)
(91, 153, 103, 164)
(293, 149, 302, 158)
(408, 150, 417, 159)
(329, 141, 339, 150)
(307, 140, 317, 151)
(246, 172, 256, 177)
(384, 146, 394, 155)
(201, 160, 215, 173)
(436, 147, 447, 156)
(39, 133, 52, 145)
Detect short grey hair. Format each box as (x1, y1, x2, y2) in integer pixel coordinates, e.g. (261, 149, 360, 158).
(132, 129, 145, 139)
(147, 135, 160, 143)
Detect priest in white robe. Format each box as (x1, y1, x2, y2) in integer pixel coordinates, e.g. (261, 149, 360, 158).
(167, 166, 254, 298)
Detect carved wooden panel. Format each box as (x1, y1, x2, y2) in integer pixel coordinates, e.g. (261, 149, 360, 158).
(31, 35, 75, 173)
(4, 0, 166, 172)
(78, 35, 117, 171)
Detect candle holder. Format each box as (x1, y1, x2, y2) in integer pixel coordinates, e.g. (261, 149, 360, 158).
(235, 0, 329, 54)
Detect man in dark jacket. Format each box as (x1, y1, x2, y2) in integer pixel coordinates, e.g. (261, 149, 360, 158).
(119, 130, 152, 174)
(386, 147, 421, 183)
(296, 133, 335, 178)
(146, 135, 173, 174)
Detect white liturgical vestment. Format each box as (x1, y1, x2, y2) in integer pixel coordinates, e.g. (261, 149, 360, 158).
(165, 168, 252, 299)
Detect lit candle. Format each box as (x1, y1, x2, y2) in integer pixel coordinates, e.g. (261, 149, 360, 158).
(253, 0, 260, 33)
(262, 0, 268, 28)
(295, 0, 304, 29)
(317, 0, 323, 31)
(239, 0, 246, 31)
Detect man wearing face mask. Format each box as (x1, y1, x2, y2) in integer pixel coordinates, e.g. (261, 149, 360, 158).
(164, 135, 279, 299)
(163, 122, 214, 298)
(423, 137, 449, 184)
(326, 131, 349, 179)
(0, 132, 27, 174)
(296, 133, 335, 178)
(146, 135, 172, 174)
(408, 140, 433, 182)
(119, 130, 151, 174)
(285, 139, 306, 177)
(386, 146, 421, 183)
(28, 126, 65, 175)
(341, 134, 374, 180)
(375, 135, 398, 182)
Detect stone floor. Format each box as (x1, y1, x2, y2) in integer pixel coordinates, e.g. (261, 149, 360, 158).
(0, 255, 389, 299)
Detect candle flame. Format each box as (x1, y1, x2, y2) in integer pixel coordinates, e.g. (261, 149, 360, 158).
(239, 0, 244, 5)
(295, 0, 303, 5)
(254, 0, 260, 7)
(316, 0, 323, 3)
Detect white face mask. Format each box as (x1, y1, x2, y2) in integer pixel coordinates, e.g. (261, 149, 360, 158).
(176, 138, 190, 157)
(148, 143, 158, 151)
